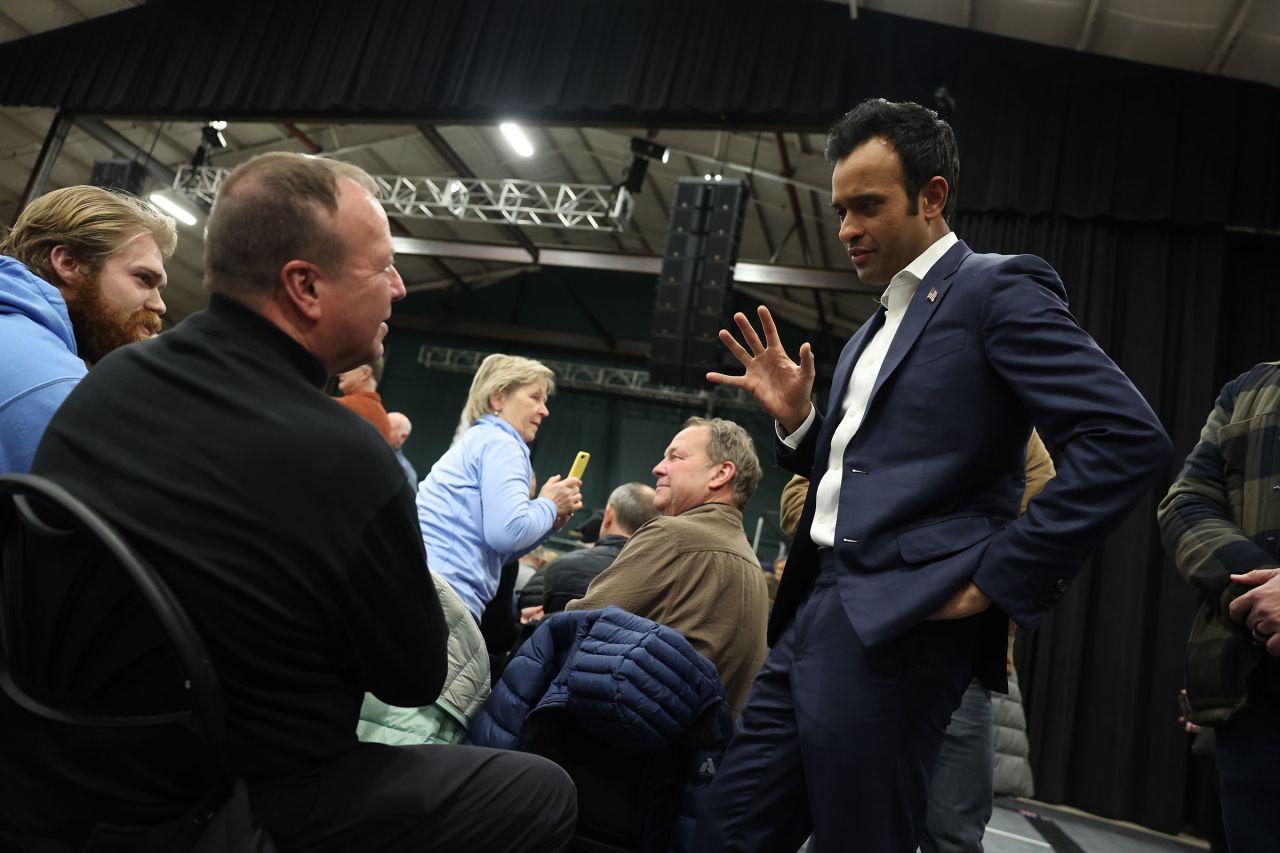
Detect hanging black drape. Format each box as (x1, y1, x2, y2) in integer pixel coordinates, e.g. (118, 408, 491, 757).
(953, 211, 1280, 833)
(3, 0, 1280, 232)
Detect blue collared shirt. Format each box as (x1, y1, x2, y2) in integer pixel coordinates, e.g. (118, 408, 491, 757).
(416, 415, 557, 619)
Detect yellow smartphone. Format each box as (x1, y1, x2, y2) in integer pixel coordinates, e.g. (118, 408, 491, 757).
(568, 451, 590, 481)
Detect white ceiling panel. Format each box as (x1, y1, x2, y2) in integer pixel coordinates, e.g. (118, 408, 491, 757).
(972, 0, 1086, 49)
(862, 0, 969, 28)
(1221, 31, 1280, 89)
(1092, 6, 1222, 71)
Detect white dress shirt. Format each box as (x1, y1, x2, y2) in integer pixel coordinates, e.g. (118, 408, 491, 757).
(780, 231, 959, 548)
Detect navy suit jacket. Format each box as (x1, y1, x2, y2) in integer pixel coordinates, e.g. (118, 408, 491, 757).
(770, 240, 1172, 688)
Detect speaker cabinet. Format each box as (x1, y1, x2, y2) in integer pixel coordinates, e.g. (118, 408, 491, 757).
(649, 178, 749, 388)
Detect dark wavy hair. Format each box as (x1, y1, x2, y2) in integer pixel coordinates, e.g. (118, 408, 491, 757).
(824, 98, 959, 221)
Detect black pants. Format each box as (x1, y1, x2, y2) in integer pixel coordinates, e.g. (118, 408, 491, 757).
(251, 742, 577, 853)
(1215, 659, 1280, 853)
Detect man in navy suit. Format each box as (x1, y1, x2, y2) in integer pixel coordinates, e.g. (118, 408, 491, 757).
(695, 99, 1172, 852)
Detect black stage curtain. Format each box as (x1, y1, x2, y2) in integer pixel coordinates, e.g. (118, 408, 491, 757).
(3, 0, 1280, 231)
(954, 211, 1280, 833)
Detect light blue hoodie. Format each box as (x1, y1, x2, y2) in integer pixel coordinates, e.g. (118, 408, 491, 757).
(0, 255, 85, 474)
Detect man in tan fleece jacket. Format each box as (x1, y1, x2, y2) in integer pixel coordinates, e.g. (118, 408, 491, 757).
(567, 417, 770, 716)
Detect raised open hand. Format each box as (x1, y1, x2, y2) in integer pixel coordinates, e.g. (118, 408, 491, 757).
(707, 306, 815, 434)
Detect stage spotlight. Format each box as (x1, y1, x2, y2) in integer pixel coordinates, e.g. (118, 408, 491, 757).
(190, 120, 228, 169)
(630, 136, 669, 164)
(622, 136, 669, 194)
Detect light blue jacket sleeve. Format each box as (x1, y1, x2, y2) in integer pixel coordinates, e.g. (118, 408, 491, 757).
(478, 434, 557, 555)
(0, 377, 79, 474)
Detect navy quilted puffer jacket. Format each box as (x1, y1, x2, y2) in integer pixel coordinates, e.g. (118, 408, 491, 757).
(468, 606, 732, 852)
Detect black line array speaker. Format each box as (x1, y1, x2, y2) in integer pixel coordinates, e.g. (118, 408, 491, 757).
(649, 177, 749, 388)
(89, 159, 146, 197)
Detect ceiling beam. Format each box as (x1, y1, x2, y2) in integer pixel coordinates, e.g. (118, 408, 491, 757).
(0, 8, 30, 39)
(776, 133, 814, 266)
(18, 111, 70, 214)
(48, 0, 86, 22)
(281, 121, 322, 153)
(1076, 0, 1103, 51)
(73, 116, 176, 186)
(1207, 0, 1255, 74)
(390, 236, 875, 292)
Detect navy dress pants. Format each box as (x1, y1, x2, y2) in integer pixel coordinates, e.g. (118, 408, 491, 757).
(696, 566, 979, 853)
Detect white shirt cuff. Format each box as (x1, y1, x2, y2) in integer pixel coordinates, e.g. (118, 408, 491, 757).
(777, 405, 816, 450)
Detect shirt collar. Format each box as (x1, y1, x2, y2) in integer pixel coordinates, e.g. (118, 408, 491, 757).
(203, 294, 328, 388)
(878, 231, 959, 315)
(477, 413, 528, 447)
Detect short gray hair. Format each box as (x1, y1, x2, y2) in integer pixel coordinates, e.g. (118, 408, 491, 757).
(464, 353, 556, 425)
(684, 416, 762, 508)
(606, 482, 658, 534)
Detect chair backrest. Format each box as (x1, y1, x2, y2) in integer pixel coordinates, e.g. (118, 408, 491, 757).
(0, 474, 232, 843)
(523, 707, 688, 853)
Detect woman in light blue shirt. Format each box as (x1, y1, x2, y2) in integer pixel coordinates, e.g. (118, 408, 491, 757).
(417, 354, 582, 620)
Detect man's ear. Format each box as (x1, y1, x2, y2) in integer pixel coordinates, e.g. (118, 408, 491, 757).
(279, 260, 322, 320)
(708, 460, 736, 492)
(48, 246, 86, 292)
(920, 176, 949, 222)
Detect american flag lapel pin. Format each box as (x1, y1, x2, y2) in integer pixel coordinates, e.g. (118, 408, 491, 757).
(926, 287, 938, 303)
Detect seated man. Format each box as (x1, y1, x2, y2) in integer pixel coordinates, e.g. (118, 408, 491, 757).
(541, 482, 657, 614)
(0, 185, 174, 473)
(17, 152, 575, 853)
(567, 417, 769, 715)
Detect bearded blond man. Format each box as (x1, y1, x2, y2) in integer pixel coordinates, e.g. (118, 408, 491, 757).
(0, 186, 175, 472)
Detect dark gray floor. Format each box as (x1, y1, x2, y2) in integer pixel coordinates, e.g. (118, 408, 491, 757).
(982, 800, 1207, 853)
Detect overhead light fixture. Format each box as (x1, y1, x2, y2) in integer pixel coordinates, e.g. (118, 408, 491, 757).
(500, 122, 535, 158)
(623, 135, 670, 195)
(203, 121, 228, 150)
(190, 120, 229, 169)
(630, 137, 669, 165)
(148, 192, 198, 226)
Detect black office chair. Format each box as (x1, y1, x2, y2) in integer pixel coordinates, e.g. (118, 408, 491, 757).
(522, 706, 688, 853)
(0, 474, 273, 852)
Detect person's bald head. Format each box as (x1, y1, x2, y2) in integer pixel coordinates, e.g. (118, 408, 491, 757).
(387, 411, 412, 450)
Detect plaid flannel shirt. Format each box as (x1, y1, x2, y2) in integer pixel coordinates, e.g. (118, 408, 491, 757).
(1158, 362, 1280, 723)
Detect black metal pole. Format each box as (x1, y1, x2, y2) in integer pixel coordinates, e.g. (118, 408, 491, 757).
(17, 109, 71, 215)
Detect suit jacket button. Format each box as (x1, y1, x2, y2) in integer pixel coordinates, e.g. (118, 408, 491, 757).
(1056, 578, 1068, 592)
